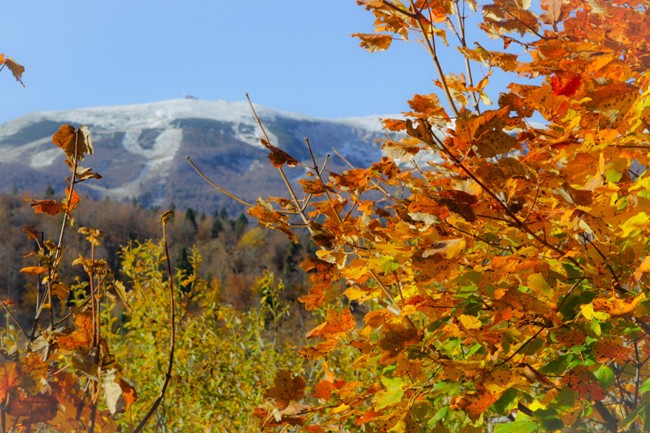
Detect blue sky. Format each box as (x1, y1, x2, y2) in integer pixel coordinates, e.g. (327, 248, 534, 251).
(0, 1, 430, 123)
(0, 1, 514, 124)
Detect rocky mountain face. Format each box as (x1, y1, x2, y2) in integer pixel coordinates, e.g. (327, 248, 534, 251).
(0, 99, 390, 213)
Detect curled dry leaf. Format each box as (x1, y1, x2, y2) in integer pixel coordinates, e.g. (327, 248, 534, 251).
(261, 138, 299, 168)
(0, 54, 25, 86)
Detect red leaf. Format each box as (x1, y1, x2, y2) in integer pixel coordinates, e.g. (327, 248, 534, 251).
(551, 74, 581, 96)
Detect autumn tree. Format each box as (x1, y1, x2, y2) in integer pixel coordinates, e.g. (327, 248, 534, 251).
(203, 1, 650, 432)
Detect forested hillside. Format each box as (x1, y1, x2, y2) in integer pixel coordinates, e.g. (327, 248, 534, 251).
(0, 191, 312, 323)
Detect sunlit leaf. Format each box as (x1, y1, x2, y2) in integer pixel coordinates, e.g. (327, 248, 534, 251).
(352, 33, 393, 52)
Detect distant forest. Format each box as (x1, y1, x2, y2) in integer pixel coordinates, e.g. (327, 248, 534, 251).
(0, 190, 313, 327)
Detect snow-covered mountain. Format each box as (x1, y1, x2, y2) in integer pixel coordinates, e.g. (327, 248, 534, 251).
(0, 99, 391, 213)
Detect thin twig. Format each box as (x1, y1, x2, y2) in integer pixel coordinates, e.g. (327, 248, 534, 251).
(0, 299, 30, 340)
(452, 0, 480, 114)
(408, 0, 460, 116)
(424, 120, 581, 267)
(133, 211, 176, 433)
(185, 156, 254, 207)
(245, 94, 311, 228)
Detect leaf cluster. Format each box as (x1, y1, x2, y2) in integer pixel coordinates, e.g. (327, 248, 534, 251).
(219, 1, 650, 432)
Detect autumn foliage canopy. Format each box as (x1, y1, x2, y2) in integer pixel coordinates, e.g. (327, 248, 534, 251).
(2, 0, 650, 432)
(249, 1, 650, 432)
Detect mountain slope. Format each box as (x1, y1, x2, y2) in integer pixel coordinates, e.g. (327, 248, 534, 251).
(0, 99, 390, 213)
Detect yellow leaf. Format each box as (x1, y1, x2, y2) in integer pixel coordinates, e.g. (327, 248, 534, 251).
(527, 273, 549, 293)
(459, 314, 482, 330)
(620, 212, 650, 237)
(580, 303, 610, 321)
(331, 403, 349, 414)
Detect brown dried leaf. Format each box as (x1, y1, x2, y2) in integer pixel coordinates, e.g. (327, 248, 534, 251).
(260, 138, 299, 168)
(52, 124, 94, 163)
(3, 57, 25, 86)
(265, 370, 306, 409)
(31, 199, 61, 215)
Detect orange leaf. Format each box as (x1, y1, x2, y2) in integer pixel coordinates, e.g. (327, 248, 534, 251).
(306, 309, 355, 339)
(64, 187, 80, 212)
(562, 367, 604, 402)
(381, 118, 406, 131)
(6, 391, 57, 422)
(20, 266, 47, 275)
(312, 379, 334, 400)
(22, 225, 39, 240)
(297, 340, 337, 360)
(352, 33, 392, 52)
(57, 313, 93, 351)
(593, 294, 644, 317)
(1, 55, 25, 86)
(31, 199, 61, 215)
(0, 362, 19, 403)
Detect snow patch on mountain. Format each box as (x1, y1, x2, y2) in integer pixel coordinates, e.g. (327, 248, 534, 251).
(0, 98, 401, 211)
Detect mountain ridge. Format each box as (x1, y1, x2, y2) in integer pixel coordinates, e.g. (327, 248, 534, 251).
(0, 99, 393, 213)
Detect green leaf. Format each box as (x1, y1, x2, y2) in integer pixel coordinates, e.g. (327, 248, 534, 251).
(375, 376, 404, 409)
(494, 414, 539, 433)
(491, 388, 519, 414)
(593, 365, 615, 388)
(534, 408, 563, 431)
(639, 377, 650, 395)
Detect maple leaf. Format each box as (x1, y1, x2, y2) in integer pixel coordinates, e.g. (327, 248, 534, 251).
(6, 391, 58, 423)
(407, 93, 450, 121)
(550, 74, 581, 96)
(306, 309, 356, 339)
(57, 313, 94, 351)
(378, 323, 421, 364)
(312, 379, 335, 400)
(0, 361, 19, 404)
(265, 370, 306, 409)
